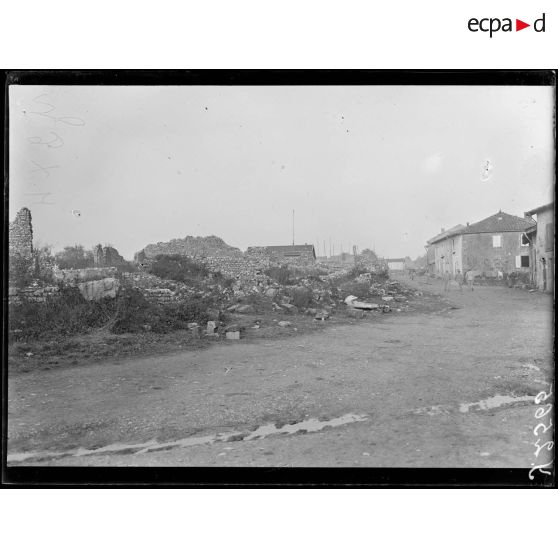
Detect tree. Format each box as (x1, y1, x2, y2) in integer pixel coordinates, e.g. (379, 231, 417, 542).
(54, 245, 95, 269)
(360, 248, 378, 262)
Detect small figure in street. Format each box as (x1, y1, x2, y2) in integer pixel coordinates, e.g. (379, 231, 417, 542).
(465, 269, 475, 291)
(410, 269, 416, 281)
(443, 270, 451, 292)
(455, 270, 464, 291)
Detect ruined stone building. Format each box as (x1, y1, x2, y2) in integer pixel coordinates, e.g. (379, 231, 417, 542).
(426, 211, 535, 278)
(524, 202, 554, 292)
(246, 244, 316, 266)
(93, 244, 125, 267)
(9, 207, 33, 259)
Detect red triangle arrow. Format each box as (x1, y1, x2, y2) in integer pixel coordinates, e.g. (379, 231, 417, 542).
(516, 19, 530, 31)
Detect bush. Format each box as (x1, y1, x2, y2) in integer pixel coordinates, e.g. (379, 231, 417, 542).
(264, 266, 293, 285)
(110, 288, 155, 333)
(289, 287, 313, 309)
(110, 288, 211, 334)
(9, 254, 34, 288)
(54, 245, 95, 269)
(150, 254, 209, 284)
(9, 285, 116, 340)
(345, 264, 370, 280)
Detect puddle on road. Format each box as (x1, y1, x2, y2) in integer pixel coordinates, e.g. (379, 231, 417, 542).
(8, 413, 368, 464)
(410, 404, 452, 416)
(458, 394, 534, 413)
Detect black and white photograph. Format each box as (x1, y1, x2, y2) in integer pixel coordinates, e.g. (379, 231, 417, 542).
(4, 72, 555, 483)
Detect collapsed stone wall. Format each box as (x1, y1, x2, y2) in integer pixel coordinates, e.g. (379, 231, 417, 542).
(135, 235, 275, 281)
(94, 244, 126, 267)
(9, 208, 33, 259)
(246, 246, 315, 267)
(53, 267, 118, 284)
(138, 235, 242, 260)
(8, 285, 60, 304)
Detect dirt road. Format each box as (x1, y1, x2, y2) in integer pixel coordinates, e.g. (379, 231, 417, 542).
(7, 276, 553, 467)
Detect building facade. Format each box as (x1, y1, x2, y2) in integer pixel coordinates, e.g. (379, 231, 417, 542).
(524, 202, 554, 293)
(426, 211, 535, 278)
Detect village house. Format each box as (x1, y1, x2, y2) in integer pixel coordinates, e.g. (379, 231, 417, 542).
(524, 202, 554, 293)
(426, 210, 535, 279)
(246, 244, 316, 266)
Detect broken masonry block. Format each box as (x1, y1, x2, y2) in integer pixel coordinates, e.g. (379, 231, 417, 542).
(226, 331, 241, 340)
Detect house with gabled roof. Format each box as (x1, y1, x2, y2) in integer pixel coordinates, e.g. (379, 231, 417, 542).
(426, 210, 536, 278)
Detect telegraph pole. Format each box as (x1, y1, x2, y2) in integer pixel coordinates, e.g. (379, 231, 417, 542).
(292, 209, 295, 246)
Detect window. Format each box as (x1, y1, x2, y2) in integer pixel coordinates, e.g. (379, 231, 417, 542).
(516, 255, 530, 268)
(520, 233, 529, 246)
(492, 235, 502, 248)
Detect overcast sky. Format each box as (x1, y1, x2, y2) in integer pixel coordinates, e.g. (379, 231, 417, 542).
(9, 85, 555, 260)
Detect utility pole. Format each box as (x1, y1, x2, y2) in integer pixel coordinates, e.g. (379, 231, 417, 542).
(329, 237, 332, 258)
(323, 240, 327, 259)
(292, 209, 295, 246)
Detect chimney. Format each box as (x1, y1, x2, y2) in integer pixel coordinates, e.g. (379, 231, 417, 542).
(441, 227, 445, 233)
(466, 222, 469, 226)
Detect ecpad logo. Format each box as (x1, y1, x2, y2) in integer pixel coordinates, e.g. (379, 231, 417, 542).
(468, 13, 546, 37)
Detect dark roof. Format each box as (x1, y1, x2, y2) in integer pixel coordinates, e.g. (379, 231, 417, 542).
(426, 224, 465, 245)
(427, 212, 535, 244)
(461, 211, 535, 234)
(524, 202, 554, 217)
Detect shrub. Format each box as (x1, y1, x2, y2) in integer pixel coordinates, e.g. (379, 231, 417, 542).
(264, 266, 293, 285)
(9, 285, 116, 340)
(110, 288, 212, 334)
(150, 254, 209, 284)
(9, 254, 34, 288)
(54, 245, 95, 269)
(110, 288, 155, 333)
(289, 287, 313, 309)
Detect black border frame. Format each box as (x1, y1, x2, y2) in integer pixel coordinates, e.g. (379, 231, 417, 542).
(2, 69, 556, 487)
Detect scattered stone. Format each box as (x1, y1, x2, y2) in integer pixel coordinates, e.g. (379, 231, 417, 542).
(77, 277, 119, 301)
(206, 321, 217, 334)
(236, 304, 255, 314)
(346, 307, 365, 318)
(265, 288, 278, 298)
(382, 296, 394, 301)
(226, 331, 240, 340)
(281, 303, 299, 314)
(278, 321, 292, 327)
(305, 308, 317, 316)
